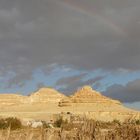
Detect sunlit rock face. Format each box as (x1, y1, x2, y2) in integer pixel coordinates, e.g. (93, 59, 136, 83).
(0, 94, 29, 105)
(72, 85, 121, 103)
(58, 86, 140, 122)
(0, 86, 139, 122)
(0, 87, 66, 106)
(29, 87, 66, 103)
(59, 85, 121, 106)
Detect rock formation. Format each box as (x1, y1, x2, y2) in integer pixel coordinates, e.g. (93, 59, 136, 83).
(0, 86, 139, 122)
(0, 87, 66, 106)
(59, 86, 121, 106)
(0, 94, 29, 105)
(29, 87, 66, 103)
(58, 86, 140, 122)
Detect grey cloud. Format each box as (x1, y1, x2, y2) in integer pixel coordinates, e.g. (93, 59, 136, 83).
(36, 82, 46, 89)
(0, 0, 140, 86)
(55, 73, 87, 86)
(5, 65, 33, 88)
(56, 74, 104, 94)
(103, 79, 140, 103)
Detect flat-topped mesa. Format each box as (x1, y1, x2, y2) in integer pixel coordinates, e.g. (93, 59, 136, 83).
(29, 87, 66, 103)
(59, 86, 121, 106)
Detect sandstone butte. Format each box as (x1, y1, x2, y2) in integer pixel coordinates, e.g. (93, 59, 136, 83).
(0, 86, 139, 122)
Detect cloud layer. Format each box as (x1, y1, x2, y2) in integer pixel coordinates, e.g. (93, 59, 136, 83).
(0, 0, 140, 90)
(103, 79, 140, 103)
(56, 73, 104, 94)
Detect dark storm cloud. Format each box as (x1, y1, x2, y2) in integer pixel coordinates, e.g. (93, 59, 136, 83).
(55, 73, 87, 86)
(56, 74, 104, 94)
(0, 0, 140, 85)
(103, 79, 140, 103)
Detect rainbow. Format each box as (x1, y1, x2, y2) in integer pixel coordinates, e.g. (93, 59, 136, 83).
(59, 0, 126, 36)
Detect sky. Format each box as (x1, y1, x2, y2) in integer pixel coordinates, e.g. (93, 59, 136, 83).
(0, 0, 140, 110)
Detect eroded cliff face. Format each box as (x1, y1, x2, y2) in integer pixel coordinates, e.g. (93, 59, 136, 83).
(0, 88, 66, 106)
(59, 86, 121, 106)
(29, 88, 66, 103)
(58, 86, 140, 122)
(0, 86, 139, 122)
(0, 94, 29, 105)
(73, 86, 121, 104)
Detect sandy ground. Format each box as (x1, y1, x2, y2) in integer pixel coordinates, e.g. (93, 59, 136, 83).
(0, 102, 137, 122)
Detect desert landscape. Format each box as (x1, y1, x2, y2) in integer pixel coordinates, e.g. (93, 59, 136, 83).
(0, 86, 139, 140)
(0, 86, 140, 122)
(1, 0, 140, 139)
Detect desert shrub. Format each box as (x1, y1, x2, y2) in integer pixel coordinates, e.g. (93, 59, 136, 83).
(54, 118, 69, 128)
(41, 121, 50, 128)
(54, 117, 63, 127)
(61, 120, 79, 131)
(126, 119, 140, 125)
(0, 117, 22, 130)
(62, 123, 75, 131)
(0, 118, 8, 129)
(95, 121, 110, 129)
(135, 119, 140, 125)
(107, 124, 140, 139)
(95, 120, 120, 129)
(5, 117, 22, 130)
(112, 119, 121, 125)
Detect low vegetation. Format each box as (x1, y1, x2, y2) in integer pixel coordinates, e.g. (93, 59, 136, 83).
(0, 117, 139, 140)
(0, 117, 22, 130)
(54, 117, 64, 127)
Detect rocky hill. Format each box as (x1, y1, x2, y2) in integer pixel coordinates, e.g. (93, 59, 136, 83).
(58, 86, 140, 122)
(0, 86, 139, 122)
(0, 94, 29, 105)
(59, 86, 121, 106)
(0, 87, 66, 106)
(29, 87, 66, 103)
